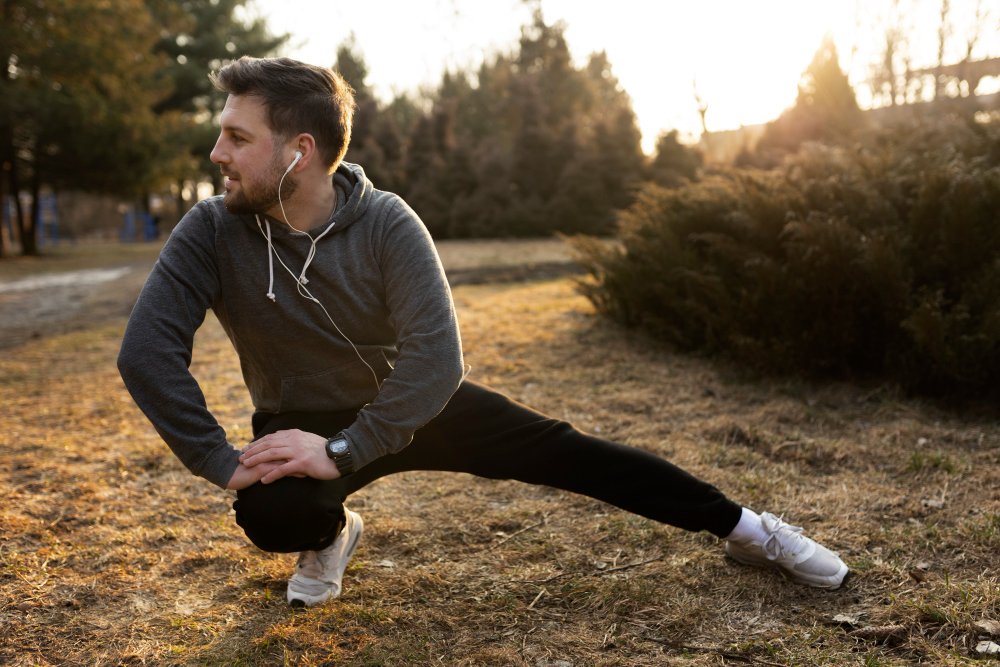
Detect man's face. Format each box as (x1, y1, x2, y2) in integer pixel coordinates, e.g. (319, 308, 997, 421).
(210, 94, 296, 215)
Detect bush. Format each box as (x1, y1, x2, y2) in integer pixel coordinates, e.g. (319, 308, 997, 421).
(571, 115, 1000, 398)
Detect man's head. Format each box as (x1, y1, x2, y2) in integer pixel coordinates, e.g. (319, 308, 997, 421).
(210, 57, 356, 173)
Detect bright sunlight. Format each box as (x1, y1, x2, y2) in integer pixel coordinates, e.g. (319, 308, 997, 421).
(251, 0, 1000, 151)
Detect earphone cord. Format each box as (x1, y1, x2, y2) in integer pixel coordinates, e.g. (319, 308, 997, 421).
(278, 162, 337, 284)
(252, 162, 382, 392)
(255, 215, 382, 393)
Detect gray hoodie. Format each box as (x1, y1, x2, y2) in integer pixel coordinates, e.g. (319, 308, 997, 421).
(118, 162, 465, 488)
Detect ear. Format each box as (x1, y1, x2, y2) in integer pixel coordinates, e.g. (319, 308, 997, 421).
(290, 133, 318, 172)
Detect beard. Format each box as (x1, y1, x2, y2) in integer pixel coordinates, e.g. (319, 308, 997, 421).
(222, 155, 299, 215)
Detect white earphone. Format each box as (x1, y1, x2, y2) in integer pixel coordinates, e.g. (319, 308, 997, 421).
(284, 150, 303, 174)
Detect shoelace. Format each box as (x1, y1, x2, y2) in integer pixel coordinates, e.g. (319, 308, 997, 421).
(761, 515, 807, 561)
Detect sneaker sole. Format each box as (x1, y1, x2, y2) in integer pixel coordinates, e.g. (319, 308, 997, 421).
(725, 542, 848, 590)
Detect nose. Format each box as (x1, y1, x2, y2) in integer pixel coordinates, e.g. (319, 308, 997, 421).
(210, 136, 226, 165)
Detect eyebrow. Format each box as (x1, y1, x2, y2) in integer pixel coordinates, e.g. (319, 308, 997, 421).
(222, 123, 255, 138)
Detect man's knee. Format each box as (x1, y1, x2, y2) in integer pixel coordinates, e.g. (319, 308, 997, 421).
(233, 477, 345, 553)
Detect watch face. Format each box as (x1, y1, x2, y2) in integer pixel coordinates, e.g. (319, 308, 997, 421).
(328, 438, 348, 456)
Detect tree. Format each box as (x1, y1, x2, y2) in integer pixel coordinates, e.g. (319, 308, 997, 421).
(460, 11, 645, 236)
(150, 0, 287, 212)
(337, 36, 410, 193)
(935, 0, 952, 100)
(327, 10, 646, 238)
(649, 130, 702, 188)
(1, 0, 169, 255)
(754, 36, 864, 164)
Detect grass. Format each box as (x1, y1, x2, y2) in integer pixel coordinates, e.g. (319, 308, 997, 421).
(1, 241, 999, 665)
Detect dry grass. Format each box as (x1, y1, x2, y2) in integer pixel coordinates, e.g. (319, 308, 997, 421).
(1, 242, 999, 666)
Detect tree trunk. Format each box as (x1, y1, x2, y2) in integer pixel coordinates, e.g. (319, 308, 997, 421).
(22, 160, 39, 256)
(0, 160, 6, 259)
(1, 3, 12, 259)
(7, 158, 27, 255)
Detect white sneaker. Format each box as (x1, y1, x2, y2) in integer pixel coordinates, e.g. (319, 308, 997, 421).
(725, 512, 848, 589)
(287, 509, 364, 607)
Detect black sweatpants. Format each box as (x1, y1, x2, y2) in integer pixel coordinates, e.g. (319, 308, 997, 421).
(233, 380, 743, 553)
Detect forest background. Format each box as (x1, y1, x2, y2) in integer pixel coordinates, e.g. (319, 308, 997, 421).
(2, 0, 995, 248)
(6, 0, 998, 397)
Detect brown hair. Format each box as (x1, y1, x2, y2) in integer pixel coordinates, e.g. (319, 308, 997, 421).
(210, 56, 356, 171)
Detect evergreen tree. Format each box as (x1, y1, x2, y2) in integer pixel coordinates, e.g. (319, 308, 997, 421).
(331, 10, 646, 238)
(0, 0, 285, 255)
(150, 0, 287, 209)
(337, 36, 377, 166)
(754, 36, 864, 164)
(448, 11, 645, 236)
(649, 130, 702, 188)
(1, 0, 168, 255)
(335, 37, 418, 195)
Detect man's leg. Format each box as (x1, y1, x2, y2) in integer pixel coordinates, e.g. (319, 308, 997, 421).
(233, 409, 362, 607)
(233, 410, 356, 554)
(235, 381, 846, 598)
(235, 382, 741, 546)
(343, 380, 743, 537)
(344, 381, 847, 589)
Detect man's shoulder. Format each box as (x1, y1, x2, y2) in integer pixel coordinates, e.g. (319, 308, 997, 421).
(177, 195, 221, 226)
(191, 195, 229, 220)
(366, 186, 403, 210)
(180, 196, 254, 233)
(367, 188, 421, 225)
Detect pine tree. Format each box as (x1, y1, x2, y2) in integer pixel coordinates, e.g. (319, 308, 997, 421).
(755, 36, 864, 163)
(649, 130, 702, 188)
(1, 0, 166, 254)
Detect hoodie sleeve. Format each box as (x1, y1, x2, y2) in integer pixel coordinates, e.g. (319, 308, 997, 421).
(341, 197, 465, 469)
(117, 202, 241, 488)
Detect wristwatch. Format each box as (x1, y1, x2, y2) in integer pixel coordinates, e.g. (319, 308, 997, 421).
(324, 435, 355, 476)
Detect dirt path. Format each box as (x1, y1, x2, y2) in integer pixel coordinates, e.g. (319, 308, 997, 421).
(0, 238, 578, 350)
(0, 262, 154, 349)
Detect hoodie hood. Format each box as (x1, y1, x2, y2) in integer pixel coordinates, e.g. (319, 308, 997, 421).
(258, 161, 374, 239)
(256, 162, 375, 301)
(327, 161, 374, 234)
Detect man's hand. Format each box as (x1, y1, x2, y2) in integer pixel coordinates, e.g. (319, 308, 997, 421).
(237, 429, 341, 485)
(225, 460, 285, 490)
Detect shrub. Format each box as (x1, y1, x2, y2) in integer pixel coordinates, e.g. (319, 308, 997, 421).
(571, 115, 1000, 398)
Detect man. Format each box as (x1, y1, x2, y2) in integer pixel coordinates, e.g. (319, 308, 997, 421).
(118, 56, 848, 608)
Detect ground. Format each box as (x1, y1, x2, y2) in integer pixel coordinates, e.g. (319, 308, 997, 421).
(0, 240, 998, 666)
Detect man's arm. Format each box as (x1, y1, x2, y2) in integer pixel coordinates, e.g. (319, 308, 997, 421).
(118, 203, 241, 488)
(338, 197, 465, 470)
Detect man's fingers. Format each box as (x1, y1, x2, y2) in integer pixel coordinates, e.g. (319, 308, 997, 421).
(241, 444, 291, 467)
(240, 439, 270, 458)
(239, 429, 329, 481)
(261, 460, 302, 484)
(241, 429, 303, 458)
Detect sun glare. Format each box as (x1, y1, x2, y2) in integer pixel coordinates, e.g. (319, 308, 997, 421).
(256, 0, 999, 151)
(545, 0, 851, 148)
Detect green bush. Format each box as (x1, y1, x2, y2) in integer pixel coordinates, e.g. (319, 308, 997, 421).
(571, 115, 1000, 397)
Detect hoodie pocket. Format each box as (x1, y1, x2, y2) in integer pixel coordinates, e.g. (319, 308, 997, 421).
(278, 350, 392, 412)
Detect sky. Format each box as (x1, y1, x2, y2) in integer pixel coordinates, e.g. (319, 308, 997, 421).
(246, 0, 1000, 152)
